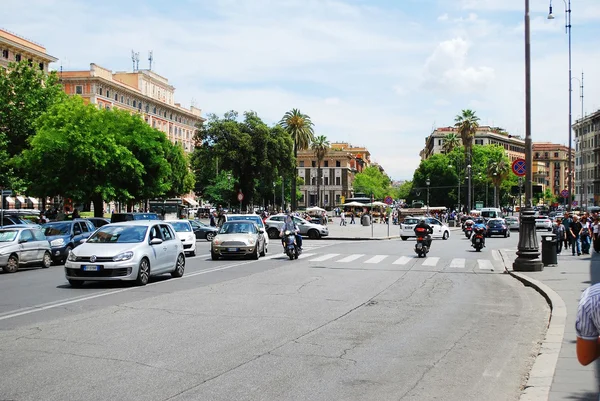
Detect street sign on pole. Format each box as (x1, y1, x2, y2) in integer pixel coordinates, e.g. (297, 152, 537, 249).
(512, 159, 526, 177)
(384, 196, 393, 205)
(560, 189, 569, 198)
(237, 191, 244, 212)
(572, 201, 578, 207)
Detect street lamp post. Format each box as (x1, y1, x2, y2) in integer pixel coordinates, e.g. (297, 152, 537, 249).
(466, 165, 472, 212)
(227, 173, 232, 210)
(548, 0, 573, 211)
(426, 178, 430, 216)
(514, 0, 543, 271)
(493, 172, 498, 208)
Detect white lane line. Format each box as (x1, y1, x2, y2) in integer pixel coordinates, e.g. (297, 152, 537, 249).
(392, 256, 412, 265)
(364, 255, 388, 264)
(478, 259, 494, 270)
(271, 253, 316, 260)
(422, 257, 440, 266)
(309, 254, 340, 262)
(337, 254, 364, 263)
(449, 258, 465, 268)
(491, 250, 501, 261)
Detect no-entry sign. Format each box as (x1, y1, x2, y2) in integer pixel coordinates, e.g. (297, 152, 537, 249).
(512, 159, 526, 177)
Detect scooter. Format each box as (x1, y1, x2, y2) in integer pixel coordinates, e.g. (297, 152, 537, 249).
(414, 227, 430, 258)
(471, 227, 485, 252)
(284, 230, 301, 260)
(464, 225, 473, 239)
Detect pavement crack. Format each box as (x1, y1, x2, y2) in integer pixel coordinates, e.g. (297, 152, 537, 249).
(296, 276, 322, 294)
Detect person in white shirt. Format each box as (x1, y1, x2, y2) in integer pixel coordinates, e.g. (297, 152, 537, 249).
(340, 211, 346, 226)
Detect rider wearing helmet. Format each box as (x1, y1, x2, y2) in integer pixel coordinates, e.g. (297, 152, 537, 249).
(279, 212, 303, 252)
(473, 217, 487, 246)
(414, 217, 434, 249)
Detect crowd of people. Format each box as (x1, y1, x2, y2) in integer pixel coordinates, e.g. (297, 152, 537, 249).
(553, 212, 600, 255)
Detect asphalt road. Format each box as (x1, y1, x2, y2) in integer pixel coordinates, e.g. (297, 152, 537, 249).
(0, 231, 549, 401)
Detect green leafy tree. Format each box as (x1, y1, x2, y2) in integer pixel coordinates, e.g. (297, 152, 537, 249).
(278, 109, 315, 210)
(311, 135, 330, 207)
(0, 61, 65, 189)
(487, 160, 510, 208)
(395, 180, 413, 201)
(353, 166, 392, 200)
(442, 133, 461, 154)
(454, 109, 480, 208)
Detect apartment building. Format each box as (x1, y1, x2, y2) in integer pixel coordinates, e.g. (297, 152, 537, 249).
(573, 109, 600, 208)
(532, 143, 574, 198)
(0, 28, 57, 72)
(60, 63, 205, 153)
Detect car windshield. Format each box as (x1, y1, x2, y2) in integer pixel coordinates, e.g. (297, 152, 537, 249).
(0, 230, 18, 242)
(219, 222, 255, 234)
(87, 225, 148, 243)
(43, 223, 71, 236)
(488, 220, 503, 227)
(170, 222, 191, 232)
(404, 218, 419, 225)
(481, 211, 498, 219)
(228, 216, 262, 226)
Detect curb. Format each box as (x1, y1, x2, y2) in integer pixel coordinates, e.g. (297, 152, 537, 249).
(498, 250, 567, 401)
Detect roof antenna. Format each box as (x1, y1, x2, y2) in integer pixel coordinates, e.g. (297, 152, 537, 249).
(148, 50, 153, 70)
(131, 50, 140, 71)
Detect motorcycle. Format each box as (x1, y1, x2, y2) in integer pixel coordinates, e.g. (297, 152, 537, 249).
(471, 227, 485, 252)
(464, 225, 473, 239)
(414, 227, 429, 258)
(284, 230, 301, 260)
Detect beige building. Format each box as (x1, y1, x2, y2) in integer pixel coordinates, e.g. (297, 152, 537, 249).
(60, 63, 205, 154)
(0, 28, 57, 72)
(573, 109, 600, 208)
(532, 143, 574, 199)
(297, 142, 371, 208)
(420, 126, 526, 162)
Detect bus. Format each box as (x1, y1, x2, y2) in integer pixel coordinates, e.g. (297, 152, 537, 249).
(148, 199, 184, 219)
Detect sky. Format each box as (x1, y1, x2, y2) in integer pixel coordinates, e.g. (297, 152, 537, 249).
(3, 0, 599, 180)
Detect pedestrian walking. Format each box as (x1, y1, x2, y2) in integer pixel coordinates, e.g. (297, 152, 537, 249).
(580, 215, 592, 255)
(562, 212, 573, 250)
(570, 215, 582, 256)
(592, 216, 600, 254)
(340, 211, 346, 226)
(575, 282, 600, 365)
(553, 218, 566, 254)
(350, 211, 355, 224)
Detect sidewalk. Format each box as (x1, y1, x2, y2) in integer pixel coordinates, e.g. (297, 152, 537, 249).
(500, 246, 600, 401)
(321, 217, 461, 240)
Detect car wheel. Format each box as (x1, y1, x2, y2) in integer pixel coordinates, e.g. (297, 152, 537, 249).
(268, 228, 279, 239)
(42, 251, 52, 268)
(259, 242, 266, 257)
(135, 258, 150, 286)
(211, 249, 219, 260)
(206, 232, 215, 242)
(4, 254, 19, 273)
(251, 244, 260, 260)
(401, 236, 408, 241)
(68, 279, 84, 288)
(442, 231, 449, 240)
(308, 229, 320, 239)
(61, 245, 73, 264)
(171, 254, 185, 278)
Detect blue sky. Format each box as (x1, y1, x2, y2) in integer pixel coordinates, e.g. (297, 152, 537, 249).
(3, 0, 599, 180)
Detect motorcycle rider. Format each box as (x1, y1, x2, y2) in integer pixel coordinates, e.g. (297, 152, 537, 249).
(473, 217, 487, 247)
(414, 217, 433, 249)
(279, 212, 303, 252)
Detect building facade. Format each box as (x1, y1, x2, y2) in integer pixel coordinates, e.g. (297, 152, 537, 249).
(573, 109, 600, 208)
(297, 142, 371, 209)
(532, 143, 574, 199)
(420, 126, 525, 162)
(0, 28, 57, 72)
(60, 63, 205, 154)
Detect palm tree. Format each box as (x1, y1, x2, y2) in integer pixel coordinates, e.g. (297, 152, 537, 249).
(488, 160, 509, 208)
(442, 132, 461, 154)
(279, 109, 315, 210)
(311, 135, 330, 207)
(454, 109, 480, 210)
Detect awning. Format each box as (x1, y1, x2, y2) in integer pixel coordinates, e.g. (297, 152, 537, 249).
(183, 198, 199, 207)
(28, 197, 39, 206)
(16, 196, 26, 204)
(5, 196, 15, 204)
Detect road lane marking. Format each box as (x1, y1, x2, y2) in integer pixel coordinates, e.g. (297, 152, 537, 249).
(478, 259, 494, 270)
(449, 258, 465, 268)
(309, 254, 339, 262)
(364, 255, 388, 264)
(337, 254, 364, 263)
(492, 250, 501, 261)
(422, 257, 440, 266)
(392, 256, 412, 265)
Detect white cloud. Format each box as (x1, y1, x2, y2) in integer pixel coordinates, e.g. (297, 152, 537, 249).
(437, 13, 449, 21)
(392, 85, 408, 95)
(324, 97, 341, 105)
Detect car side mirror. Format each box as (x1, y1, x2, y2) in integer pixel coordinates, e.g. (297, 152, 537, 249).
(19, 239, 27, 244)
(150, 238, 163, 245)
(259, 229, 265, 233)
(74, 230, 82, 235)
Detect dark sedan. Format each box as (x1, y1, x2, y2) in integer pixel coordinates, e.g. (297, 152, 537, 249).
(486, 218, 510, 238)
(189, 220, 218, 241)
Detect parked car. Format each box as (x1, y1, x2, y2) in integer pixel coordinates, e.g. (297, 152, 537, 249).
(535, 217, 553, 232)
(42, 219, 96, 264)
(211, 221, 266, 260)
(166, 220, 196, 257)
(505, 216, 520, 231)
(225, 214, 270, 251)
(86, 217, 110, 228)
(486, 218, 510, 237)
(1, 214, 34, 227)
(110, 213, 159, 223)
(189, 220, 218, 241)
(64, 221, 185, 287)
(400, 217, 450, 241)
(0, 226, 52, 273)
(264, 214, 329, 239)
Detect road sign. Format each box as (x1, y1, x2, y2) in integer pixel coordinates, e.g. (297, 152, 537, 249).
(384, 196, 393, 205)
(560, 189, 569, 198)
(572, 201, 578, 206)
(237, 192, 244, 202)
(475, 201, 484, 210)
(0, 190, 12, 196)
(512, 159, 526, 177)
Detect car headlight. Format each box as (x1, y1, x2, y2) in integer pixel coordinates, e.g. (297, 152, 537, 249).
(188, 235, 195, 242)
(113, 251, 134, 262)
(213, 239, 222, 245)
(67, 252, 77, 262)
(50, 238, 65, 247)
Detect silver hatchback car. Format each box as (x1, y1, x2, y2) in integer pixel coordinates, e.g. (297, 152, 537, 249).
(64, 221, 185, 287)
(0, 226, 52, 273)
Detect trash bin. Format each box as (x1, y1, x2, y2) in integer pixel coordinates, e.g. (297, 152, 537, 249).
(361, 214, 371, 226)
(541, 234, 557, 266)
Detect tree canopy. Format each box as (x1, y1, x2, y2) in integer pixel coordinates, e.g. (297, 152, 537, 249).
(352, 166, 393, 200)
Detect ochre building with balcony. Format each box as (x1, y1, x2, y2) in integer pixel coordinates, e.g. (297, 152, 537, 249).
(532, 143, 574, 199)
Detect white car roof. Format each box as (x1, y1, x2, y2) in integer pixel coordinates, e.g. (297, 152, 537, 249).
(104, 221, 167, 227)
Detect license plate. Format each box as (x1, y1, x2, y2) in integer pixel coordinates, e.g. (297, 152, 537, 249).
(227, 248, 238, 252)
(82, 265, 100, 271)
(416, 244, 422, 249)
(475, 239, 481, 243)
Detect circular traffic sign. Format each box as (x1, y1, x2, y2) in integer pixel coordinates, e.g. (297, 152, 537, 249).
(384, 196, 393, 205)
(512, 159, 526, 177)
(237, 192, 244, 202)
(572, 201, 578, 206)
(560, 189, 569, 198)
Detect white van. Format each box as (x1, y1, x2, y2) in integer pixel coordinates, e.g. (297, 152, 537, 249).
(480, 208, 503, 220)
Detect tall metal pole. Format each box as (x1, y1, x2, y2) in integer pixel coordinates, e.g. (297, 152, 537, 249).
(567, 0, 573, 211)
(514, 0, 543, 271)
